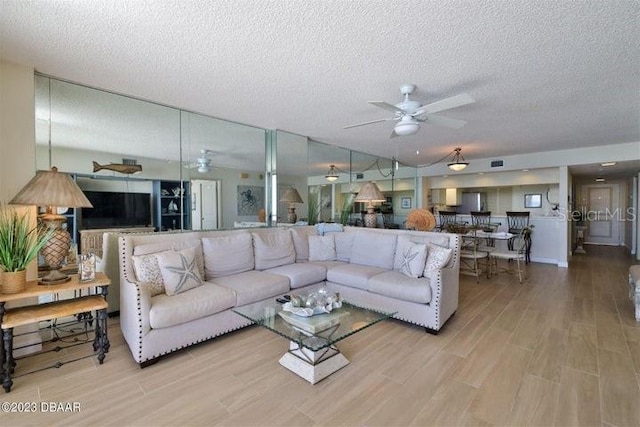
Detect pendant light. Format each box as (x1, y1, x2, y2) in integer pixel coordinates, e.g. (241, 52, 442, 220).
(447, 147, 469, 171)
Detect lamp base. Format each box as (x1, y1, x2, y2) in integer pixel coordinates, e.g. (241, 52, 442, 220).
(364, 207, 377, 228)
(39, 214, 72, 285)
(287, 207, 297, 224)
(39, 269, 71, 285)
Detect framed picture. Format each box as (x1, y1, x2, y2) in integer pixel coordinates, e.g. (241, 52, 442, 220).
(524, 193, 542, 208)
(401, 197, 411, 209)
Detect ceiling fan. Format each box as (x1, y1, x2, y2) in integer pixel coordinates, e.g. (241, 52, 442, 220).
(344, 84, 475, 137)
(184, 149, 213, 173)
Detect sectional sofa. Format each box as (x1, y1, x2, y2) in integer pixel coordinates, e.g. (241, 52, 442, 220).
(118, 226, 461, 366)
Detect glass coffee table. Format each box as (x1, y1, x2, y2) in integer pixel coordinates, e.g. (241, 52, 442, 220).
(233, 298, 395, 384)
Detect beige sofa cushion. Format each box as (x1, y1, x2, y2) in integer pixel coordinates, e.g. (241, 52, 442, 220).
(290, 226, 317, 262)
(334, 232, 355, 262)
(149, 282, 236, 329)
(308, 235, 337, 262)
(326, 263, 386, 291)
(202, 232, 254, 279)
(368, 271, 432, 304)
(252, 230, 296, 270)
(266, 263, 327, 289)
(212, 270, 290, 306)
(350, 231, 397, 270)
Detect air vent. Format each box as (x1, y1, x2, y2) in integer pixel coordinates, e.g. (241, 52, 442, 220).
(356, 173, 364, 179)
(490, 160, 504, 168)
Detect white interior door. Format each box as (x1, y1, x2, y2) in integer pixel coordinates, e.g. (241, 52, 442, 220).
(582, 184, 620, 245)
(191, 179, 220, 230)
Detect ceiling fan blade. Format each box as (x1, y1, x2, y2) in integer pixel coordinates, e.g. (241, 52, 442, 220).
(369, 101, 404, 113)
(418, 93, 475, 115)
(424, 114, 467, 129)
(344, 117, 396, 129)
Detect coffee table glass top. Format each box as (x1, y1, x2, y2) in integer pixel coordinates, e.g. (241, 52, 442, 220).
(233, 298, 395, 351)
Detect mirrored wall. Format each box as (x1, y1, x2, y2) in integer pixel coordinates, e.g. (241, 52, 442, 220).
(35, 74, 416, 242)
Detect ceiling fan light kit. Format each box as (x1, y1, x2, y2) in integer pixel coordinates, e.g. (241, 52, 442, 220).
(447, 147, 469, 171)
(393, 116, 420, 136)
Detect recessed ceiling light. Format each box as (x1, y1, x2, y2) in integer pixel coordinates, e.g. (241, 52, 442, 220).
(522, 169, 529, 172)
(595, 178, 606, 182)
(442, 174, 448, 178)
(600, 162, 616, 167)
(416, 150, 420, 155)
(478, 172, 484, 175)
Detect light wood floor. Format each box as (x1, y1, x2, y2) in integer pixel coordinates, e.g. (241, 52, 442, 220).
(2, 245, 640, 426)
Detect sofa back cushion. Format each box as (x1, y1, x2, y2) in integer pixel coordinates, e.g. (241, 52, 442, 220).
(334, 232, 355, 262)
(252, 229, 296, 270)
(290, 226, 317, 262)
(349, 231, 397, 270)
(202, 232, 254, 279)
(308, 235, 337, 262)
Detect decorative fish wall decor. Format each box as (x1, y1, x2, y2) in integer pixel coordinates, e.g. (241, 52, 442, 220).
(92, 161, 142, 175)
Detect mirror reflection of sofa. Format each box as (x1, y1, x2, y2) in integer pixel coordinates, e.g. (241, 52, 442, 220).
(116, 226, 461, 366)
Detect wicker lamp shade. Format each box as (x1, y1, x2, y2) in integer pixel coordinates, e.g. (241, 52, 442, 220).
(406, 209, 436, 231)
(10, 167, 92, 209)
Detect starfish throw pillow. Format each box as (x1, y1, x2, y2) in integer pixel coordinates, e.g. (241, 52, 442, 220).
(393, 237, 427, 278)
(156, 247, 203, 296)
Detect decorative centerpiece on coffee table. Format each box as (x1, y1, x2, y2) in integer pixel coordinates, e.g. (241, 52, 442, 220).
(282, 287, 342, 317)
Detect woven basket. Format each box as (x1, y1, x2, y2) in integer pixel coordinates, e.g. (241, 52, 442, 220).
(1, 269, 27, 294)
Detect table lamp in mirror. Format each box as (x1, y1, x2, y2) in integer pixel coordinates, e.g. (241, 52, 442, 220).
(280, 186, 303, 223)
(354, 182, 386, 228)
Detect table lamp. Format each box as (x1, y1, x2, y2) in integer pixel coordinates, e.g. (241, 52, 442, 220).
(354, 182, 386, 228)
(280, 187, 303, 223)
(10, 167, 93, 284)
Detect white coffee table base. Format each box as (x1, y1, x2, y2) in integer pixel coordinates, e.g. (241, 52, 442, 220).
(278, 341, 349, 384)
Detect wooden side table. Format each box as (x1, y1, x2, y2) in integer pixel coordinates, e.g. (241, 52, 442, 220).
(0, 272, 110, 392)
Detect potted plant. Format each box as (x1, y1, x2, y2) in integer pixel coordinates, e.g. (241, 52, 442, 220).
(0, 208, 54, 293)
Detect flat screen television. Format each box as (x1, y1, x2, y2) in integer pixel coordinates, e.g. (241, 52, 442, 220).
(81, 191, 152, 229)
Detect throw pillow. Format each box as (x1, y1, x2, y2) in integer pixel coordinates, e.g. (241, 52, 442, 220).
(424, 243, 453, 279)
(308, 235, 337, 262)
(131, 252, 165, 296)
(394, 237, 427, 278)
(156, 247, 203, 296)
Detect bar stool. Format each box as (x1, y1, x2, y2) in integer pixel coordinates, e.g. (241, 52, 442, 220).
(506, 211, 531, 263)
(438, 211, 458, 232)
(471, 211, 499, 250)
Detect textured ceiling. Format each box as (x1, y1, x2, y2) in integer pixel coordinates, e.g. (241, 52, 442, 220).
(1, 0, 639, 173)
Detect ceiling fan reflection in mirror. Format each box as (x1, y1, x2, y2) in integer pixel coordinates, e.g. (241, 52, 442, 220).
(185, 149, 213, 173)
(344, 84, 475, 138)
